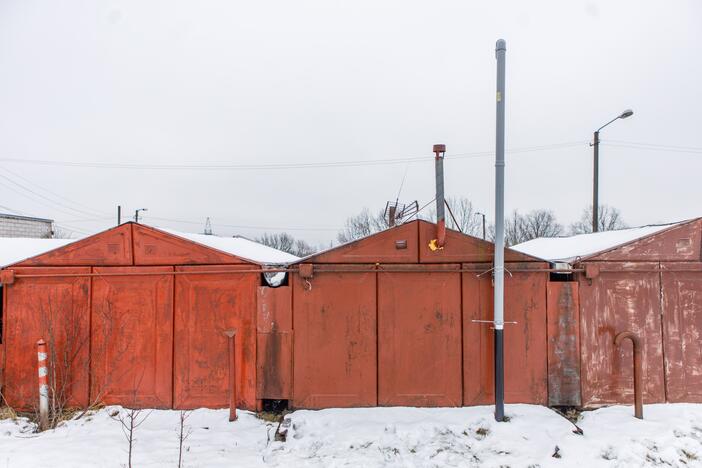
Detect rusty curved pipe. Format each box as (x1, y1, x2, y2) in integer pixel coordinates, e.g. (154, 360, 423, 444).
(614, 331, 643, 419)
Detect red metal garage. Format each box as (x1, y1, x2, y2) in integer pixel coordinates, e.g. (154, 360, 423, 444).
(0, 222, 296, 411)
(513, 217, 702, 406)
(290, 219, 550, 409)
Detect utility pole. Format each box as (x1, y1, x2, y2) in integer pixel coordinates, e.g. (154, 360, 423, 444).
(592, 109, 634, 232)
(493, 38, 507, 423)
(476, 212, 486, 240)
(117, 205, 121, 225)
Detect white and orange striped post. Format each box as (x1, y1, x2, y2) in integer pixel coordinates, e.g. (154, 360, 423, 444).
(36, 339, 49, 431)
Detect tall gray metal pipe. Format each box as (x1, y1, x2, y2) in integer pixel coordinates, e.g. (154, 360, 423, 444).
(493, 38, 506, 422)
(433, 144, 447, 248)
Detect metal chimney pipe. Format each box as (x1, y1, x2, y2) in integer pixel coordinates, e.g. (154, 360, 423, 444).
(494, 38, 507, 422)
(433, 144, 446, 248)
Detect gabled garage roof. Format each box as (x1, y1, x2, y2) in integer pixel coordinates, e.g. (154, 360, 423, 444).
(511, 218, 701, 264)
(2, 222, 298, 268)
(297, 219, 542, 264)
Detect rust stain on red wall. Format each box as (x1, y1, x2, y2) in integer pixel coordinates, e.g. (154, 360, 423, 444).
(91, 266, 174, 408)
(661, 262, 702, 402)
(257, 286, 292, 400)
(377, 264, 462, 406)
(3, 267, 90, 409)
(546, 281, 581, 406)
(578, 262, 665, 406)
(292, 265, 377, 408)
(173, 265, 257, 410)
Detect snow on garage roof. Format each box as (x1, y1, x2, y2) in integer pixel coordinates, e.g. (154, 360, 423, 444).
(0, 237, 78, 268)
(510, 222, 683, 264)
(0, 225, 299, 268)
(156, 227, 299, 265)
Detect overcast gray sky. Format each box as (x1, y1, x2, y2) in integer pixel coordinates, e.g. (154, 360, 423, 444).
(0, 0, 700, 243)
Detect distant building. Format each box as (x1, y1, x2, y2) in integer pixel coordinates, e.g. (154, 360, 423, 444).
(0, 213, 54, 238)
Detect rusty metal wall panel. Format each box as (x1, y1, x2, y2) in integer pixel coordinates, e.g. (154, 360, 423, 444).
(91, 266, 173, 408)
(417, 220, 539, 264)
(16, 224, 133, 267)
(257, 286, 292, 333)
(578, 262, 665, 406)
(462, 263, 548, 405)
(547, 282, 581, 406)
(257, 332, 292, 399)
(256, 286, 292, 400)
(588, 219, 702, 262)
(378, 264, 462, 406)
(418, 221, 492, 263)
(133, 224, 245, 266)
(2, 267, 91, 410)
(661, 262, 702, 402)
(174, 265, 257, 410)
(303, 222, 418, 264)
(292, 265, 377, 408)
(462, 264, 494, 405)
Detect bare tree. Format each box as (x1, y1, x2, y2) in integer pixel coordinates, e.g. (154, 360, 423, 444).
(570, 205, 627, 234)
(255, 232, 317, 257)
(337, 208, 389, 244)
(489, 209, 563, 246)
(422, 197, 483, 237)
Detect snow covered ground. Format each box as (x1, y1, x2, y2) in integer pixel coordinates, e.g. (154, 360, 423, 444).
(1, 404, 701, 467)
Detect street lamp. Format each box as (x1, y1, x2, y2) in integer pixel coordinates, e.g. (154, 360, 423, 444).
(134, 208, 148, 223)
(592, 109, 633, 232)
(475, 212, 487, 240)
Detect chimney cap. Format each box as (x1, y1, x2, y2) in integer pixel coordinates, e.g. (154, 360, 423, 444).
(433, 144, 446, 154)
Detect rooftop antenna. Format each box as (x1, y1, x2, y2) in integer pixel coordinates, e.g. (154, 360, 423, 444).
(204, 217, 213, 235)
(384, 163, 416, 227)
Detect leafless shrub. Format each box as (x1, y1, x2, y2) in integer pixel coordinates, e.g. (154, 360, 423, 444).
(177, 410, 193, 468)
(33, 294, 132, 428)
(110, 377, 152, 468)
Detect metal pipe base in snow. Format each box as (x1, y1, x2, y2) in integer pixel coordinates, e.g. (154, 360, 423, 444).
(614, 331, 643, 419)
(494, 329, 505, 422)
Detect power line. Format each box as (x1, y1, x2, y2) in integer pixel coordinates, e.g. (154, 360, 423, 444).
(605, 140, 702, 152)
(0, 165, 112, 217)
(146, 216, 342, 232)
(0, 170, 110, 219)
(603, 140, 702, 154)
(0, 141, 588, 171)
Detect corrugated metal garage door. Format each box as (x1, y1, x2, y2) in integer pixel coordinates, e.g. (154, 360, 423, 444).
(579, 262, 665, 406)
(3, 267, 90, 410)
(91, 266, 174, 408)
(173, 265, 257, 410)
(378, 264, 462, 407)
(661, 262, 702, 402)
(292, 265, 377, 409)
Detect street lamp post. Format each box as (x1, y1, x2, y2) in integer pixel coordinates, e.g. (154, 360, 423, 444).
(592, 109, 633, 232)
(134, 208, 148, 223)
